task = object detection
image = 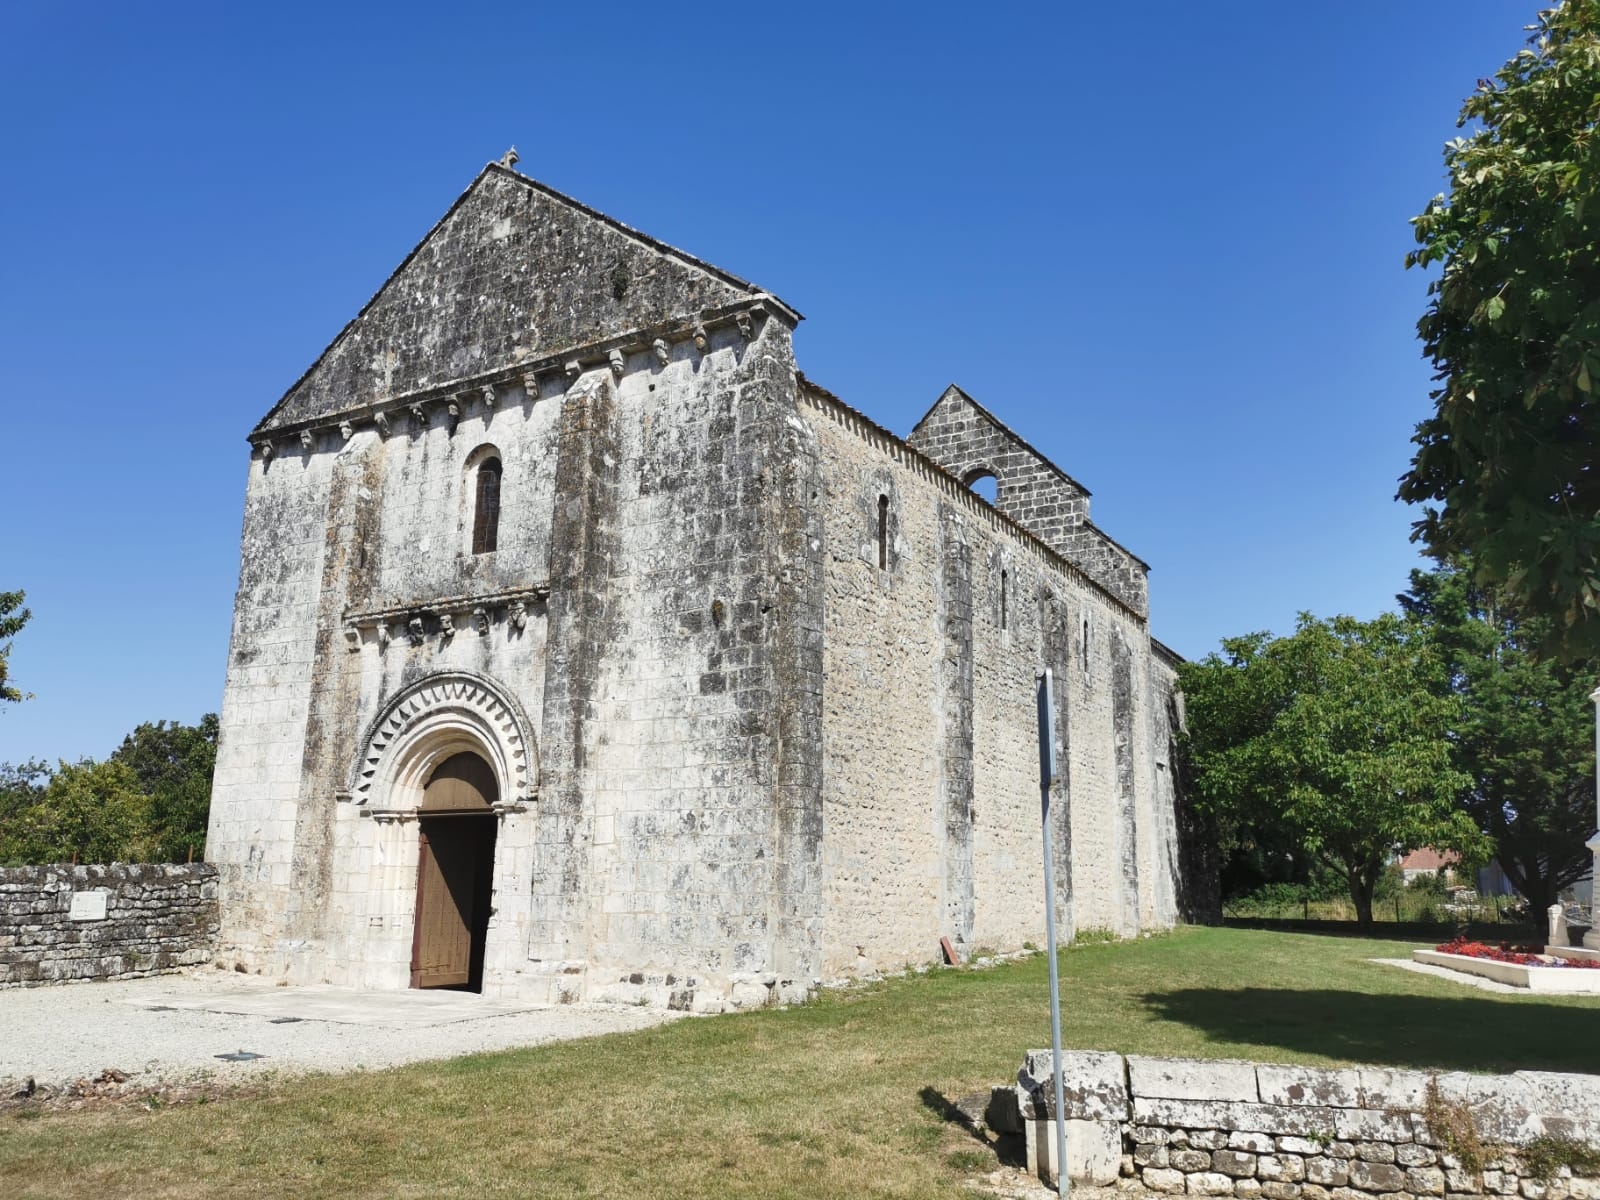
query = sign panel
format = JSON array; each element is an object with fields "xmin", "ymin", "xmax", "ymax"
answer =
[{"xmin": 68, "ymin": 890, "xmax": 109, "ymax": 921}]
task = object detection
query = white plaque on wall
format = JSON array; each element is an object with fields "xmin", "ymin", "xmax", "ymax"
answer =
[{"xmin": 68, "ymin": 890, "xmax": 109, "ymax": 921}]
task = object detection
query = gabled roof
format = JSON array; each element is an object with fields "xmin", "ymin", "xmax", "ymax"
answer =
[{"xmin": 256, "ymin": 162, "xmax": 798, "ymax": 433}]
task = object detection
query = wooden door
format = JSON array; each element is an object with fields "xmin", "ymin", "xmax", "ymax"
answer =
[
  {"xmin": 410, "ymin": 754, "xmax": 498, "ymax": 990},
  {"xmin": 411, "ymin": 823, "xmax": 474, "ymax": 988}
]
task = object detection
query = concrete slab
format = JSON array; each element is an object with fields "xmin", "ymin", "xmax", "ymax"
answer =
[{"xmin": 124, "ymin": 982, "xmax": 544, "ymax": 1028}]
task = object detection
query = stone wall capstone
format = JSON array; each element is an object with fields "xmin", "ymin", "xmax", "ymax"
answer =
[{"xmin": 0, "ymin": 863, "xmax": 218, "ymax": 988}]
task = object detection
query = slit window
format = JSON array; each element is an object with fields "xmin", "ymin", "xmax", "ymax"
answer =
[
  {"xmin": 472, "ymin": 457, "xmax": 502, "ymax": 554},
  {"xmin": 877, "ymin": 494, "xmax": 889, "ymax": 570},
  {"xmin": 1000, "ymin": 569, "xmax": 1008, "ymax": 631}
]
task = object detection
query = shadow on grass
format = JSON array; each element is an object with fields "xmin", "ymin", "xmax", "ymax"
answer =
[
  {"xmin": 1142, "ymin": 988, "xmax": 1600, "ymax": 1074},
  {"xmin": 917, "ymin": 1086, "xmax": 1027, "ymax": 1168}
]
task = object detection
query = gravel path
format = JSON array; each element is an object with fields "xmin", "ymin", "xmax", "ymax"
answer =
[{"xmin": 0, "ymin": 970, "xmax": 686, "ymax": 1093}]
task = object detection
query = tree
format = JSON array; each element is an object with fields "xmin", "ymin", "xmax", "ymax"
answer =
[
  {"xmin": 0, "ymin": 759, "xmax": 155, "ymax": 866},
  {"xmin": 1400, "ymin": 3, "xmax": 1600, "ymax": 655},
  {"xmin": 0, "ymin": 590, "xmax": 30, "ymax": 706},
  {"xmin": 110, "ymin": 714, "xmax": 218, "ymax": 862},
  {"xmin": 1178, "ymin": 613, "xmax": 1480, "ymax": 927},
  {"xmin": 1401, "ymin": 561, "xmax": 1597, "ymax": 912}
]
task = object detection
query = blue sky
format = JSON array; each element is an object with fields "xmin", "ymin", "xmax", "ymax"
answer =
[{"xmin": 0, "ymin": 1, "xmax": 1533, "ymax": 764}]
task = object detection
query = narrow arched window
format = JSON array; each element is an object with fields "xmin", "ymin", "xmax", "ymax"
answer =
[
  {"xmin": 1000, "ymin": 569, "xmax": 1008, "ymax": 631},
  {"xmin": 877, "ymin": 494, "xmax": 889, "ymax": 570},
  {"xmin": 472, "ymin": 457, "xmax": 501, "ymax": 553}
]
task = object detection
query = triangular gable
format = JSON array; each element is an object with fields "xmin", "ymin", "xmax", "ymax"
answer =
[
  {"xmin": 908, "ymin": 384, "xmax": 1092, "ymax": 500},
  {"xmin": 256, "ymin": 164, "xmax": 782, "ymax": 432}
]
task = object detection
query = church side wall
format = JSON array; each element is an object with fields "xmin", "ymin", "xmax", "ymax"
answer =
[{"xmin": 804, "ymin": 388, "xmax": 1171, "ymax": 978}]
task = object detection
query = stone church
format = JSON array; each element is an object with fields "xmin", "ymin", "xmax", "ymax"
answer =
[{"xmin": 208, "ymin": 155, "xmax": 1196, "ymax": 1009}]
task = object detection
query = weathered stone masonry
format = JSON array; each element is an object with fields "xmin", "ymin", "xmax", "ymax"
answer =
[
  {"xmin": 1003, "ymin": 1051, "xmax": 1600, "ymax": 1197},
  {"xmin": 207, "ymin": 158, "xmax": 1201, "ymax": 1007},
  {"xmin": 0, "ymin": 864, "xmax": 217, "ymax": 988}
]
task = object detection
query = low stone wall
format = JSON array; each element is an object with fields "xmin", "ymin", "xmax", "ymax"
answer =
[
  {"xmin": 998, "ymin": 1051, "xmax": 1600, "ymax": 1197},
  {"xmin": 0, "ymin": 864, "xmax": 218, "ymax": 987}
]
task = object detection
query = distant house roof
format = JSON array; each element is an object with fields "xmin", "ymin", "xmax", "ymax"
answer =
[{"xmin": 1399, "ymin": 848, "xmax": 1459, "ymax": 872}]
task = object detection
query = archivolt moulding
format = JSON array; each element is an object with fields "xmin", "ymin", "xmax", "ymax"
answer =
[{"xmin": 347, "ymin": 670, "xmax": 538, "ymax": 813}]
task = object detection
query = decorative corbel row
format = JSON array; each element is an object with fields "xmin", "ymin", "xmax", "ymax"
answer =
[{"xmin": 343, "ymin": 584, "xmax": 549, "ymax": 654}]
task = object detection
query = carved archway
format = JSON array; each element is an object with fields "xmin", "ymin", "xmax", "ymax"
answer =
[{"xmin": 349, "ymin": 670, "xmax": 538, "ymax": 814}]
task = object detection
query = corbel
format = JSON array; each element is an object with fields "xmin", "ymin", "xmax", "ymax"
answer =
[
  {"xmin": 259, "ymin": 442, "xmax": 275, "ymax": 463},
  {"xmin": 564, "ymin": 360, "xmax": 582, "ymax": 381},
  {"xmin": 373, "ymin": 411, "xmax": 392, "ymax": 439},
  {"xmin": 735, "ymin": 312, "xmax": 753, "ymax": 341},
  {"xmin": 376, "ymin": 622, "xmax": 391, "ymax": 651},
  {"xmin": 652, "ymin": 337, "xmax": 671, "ymax": 367},
  {"xmin": 608, "ymin": 348, "xmax": 626, "ymax": 379},
  {"xmin": 408, "ymin": 403, "xmax": 426, "ymax": 437},
  {"xmin": 509, "ymin": 600, "xmax": 528, "ymax": 633},
  {"xmin": 446, "ymin": 401, "xmax": 460, "ymax": 436},
  {"xmin": 519, "ymin": 372, "xmax": 539, "ymax": 400},
  {"xmin": 692, "ymin": 324, "xmax": 709, "ymax": 353},
  {"xmin": 473, "ymin": 606, "xmax": 490, "ymax": 635},
  {"xmin": 439, "ymin": 613, "xmax": 456, "ymax": 640},
  {"xmin": 478, "ymin": 383, "xmax": 497, "ymax": 410},
  {"xmin": 300, "ymin": 430, "xmax": 315, "ymax": 453},
  {"xmin": 407, "ymin": 616, "xmax": 425, "ymax": 646},
  {"xmin": 343, "ymin": 625, "xmax": 360, "ymax": 652},
  {"xmin": 339, "ymin": 420, "xmax": 354, "ymax": 442}
]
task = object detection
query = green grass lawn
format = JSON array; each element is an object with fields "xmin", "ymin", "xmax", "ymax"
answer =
[{"xmin": 4, "ymin": 926, "xmax": 1598, "ymax": 1199}]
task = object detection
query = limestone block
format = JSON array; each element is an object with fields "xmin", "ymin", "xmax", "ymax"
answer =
[
  {"xmin": 1444, "ymin": 1166, "xmax": 1484, "ymax": 1193},
  {"xmin": 1348, "ymin": 1160, "xmax": 1404, "ymax": 1192},
  {"xmin": 1408, "ymin": 1167, "xmax": 1448, "ymax": 1195},
  {"xmin": 1191, "ymin": 1131, "xmax": 1231, "ymax": 1151},
  {"xmin": 1299, "ymin": 1186, "xmax": 1330, "ymax": 1200},
  {"xmin": 1398, "ymin": 1144, "xmax": 1440, "ymax": 1168},
  {"xmin": 1259, "ymin": 1185, "xmax": 1302, "ymax": 1200},
  {"xmin": 1022, "ymin": 1049, "xmax": 1130, "ymax": 1120},
  {"xmin": 1515, "ymin": 1073, "xmax": 1600, "ymax": 1131},
  {"xmin": 1355, "ymin": 1143, "xmax": 1397, "ymax": 1164},
  {"xmin": 1135, "ymin": 1126, "xmax": 1173, "ymax": 1145},
  {"xmin": 1231, "ymin": 1133, "xmax": 1278, "ymax": 1153},
  {"xmin": 1258, "ymin": 1155, "xmax": 1306, "ymax": 1183},
  {"xmin": 1130, "ymin": 1056, "xmax": 1261, "ymax": 1103},
  {"xmin": 1257, "ymin": 1067, "xmax": 1363, "ymax": 1109},
  {"xmin": 1024, "ymin": 1118, "xmax": 1122, "ymax": 1187},
  {"xmin": 1279, "ymin": 1139, "xmax": 1326, "ymax": 1156},
  {"xmin": 1235, "ymin": 1180, "xmax": 1263, "ymax": 1199},
  {"xmin": 1356, "ymin": 1068, "xmax": 1434, "ymax": 1111},
  {"xmin": 1136, "ymin": 1143, "xmax": 1171, "ymax": 1168},
  {"xmin": 1173, "ymin": 1150, "xmax": 1215, "ymax": 1172},
  {"xmin": 1334, "ymin": 1109, "xmax": 1415, "ymax": 1143},
  {"xmin": 1133, "ymin": 1099, "xmax": 1339, "ymax": 1137},
  {"xmin": 1144, "ymin": 1168, "xmax": 1187, "ymax": 1193},
  {"xmin": 1214, "ymin": 1150, "xmax": 1258, "ymax": 1178},
  {"xmin": 1188, "ymin": 1172, "xmax": 1238, "ymax": 1195},
  {"xmin": 1306, "ymin": 1158, "xmax": 1350, "ymax": 1187}
]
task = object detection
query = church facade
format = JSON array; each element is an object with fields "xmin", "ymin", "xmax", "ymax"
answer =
[{"xmin": 208, "ymin": 158, "xmax": 1197, "ymax": 1008}]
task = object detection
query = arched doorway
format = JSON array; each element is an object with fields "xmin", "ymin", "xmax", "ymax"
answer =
[{"xmin": 410, "ymin": 752, "xmax": 498, "ymax": 992}]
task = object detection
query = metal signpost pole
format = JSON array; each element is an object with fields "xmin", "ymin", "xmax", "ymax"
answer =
[{"xmin": 1036, "ymin": 669, "xmax": 1069, "ymax": 1195}]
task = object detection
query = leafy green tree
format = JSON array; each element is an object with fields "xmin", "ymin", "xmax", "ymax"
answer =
[
  {"xmin": 1401, "ymin": 562, "xmax": 1597, "ymax": 912},
  {"xmin": 0, "ymin": 590, "xmax": 30, "ymax": 706},
  {"xmin": 0, "ymin": 759, "xmax": 155, "ymax": 866},
  {"xmin": 110, "ymin": 714, "xmax": 217, "ymax": 862},
  {"xmin": 1179, "ymin": 613, "xmax": 1480, "ymax": 927},
  {"xmin": 1400, "ymin": 3, "xmax": 1600, "ymax": 654}
]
